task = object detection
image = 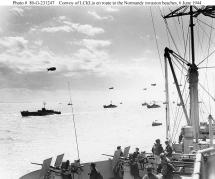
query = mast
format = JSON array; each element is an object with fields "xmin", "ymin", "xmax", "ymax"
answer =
[
  {"xmin": 189, "ymin": 6, "xmax": 199, "ymax": 142},
  {"xmin": 68, "ymin": 82, "xmax": 73, "ymax": 105},
  {"xmin": 164, "ymin": 57, "xmax": 170, "ymax": 140},
  {"xmin": 190, "ymin": 6, "xmax": 195, "ymax": 65},
  {"xmin": 164, "ymin": 6, "xmax": 200, "ymax": 142}
]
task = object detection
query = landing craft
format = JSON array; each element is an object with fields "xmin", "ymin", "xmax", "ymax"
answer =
[
  {"xmin": 152, "ymin": 120, "xmax": 162, "ymax": 126},
  {"xmin": 142, "ymin": 102, "xmax": 148, "ymax": 106},
  {"xmin": 147, "ymin": 103, "xmax": 160, "ymax": 108},
  {"xmin": 47, "ymin": 67, "xmax": 56, "ymax": 71}
]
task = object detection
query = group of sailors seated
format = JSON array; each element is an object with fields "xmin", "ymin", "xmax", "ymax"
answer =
[{"xmin": 112, "ymin": 139, "xmax": 195, "ymax": 179}]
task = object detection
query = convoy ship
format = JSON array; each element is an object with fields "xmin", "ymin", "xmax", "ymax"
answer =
[
  {"xmin": 21, "ymin": 103, "xmax": 61, "ymax": 117},
  {"xmin": 21, "ymin": 107, "xmax": 61, "ymax": 117}
]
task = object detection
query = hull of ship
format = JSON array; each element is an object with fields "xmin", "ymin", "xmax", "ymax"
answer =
[
  {"xmin": 146, "ymin": 106, "xmax": 160, "ymax": 109},
  {"xmin": 152, "ymin": 123, "xmax": 162, "ymax": 126},
  {"xmin": 21, "ymin": 111, "xmax": 61, "ymax": 117},
  {"xmin": 103, "ymin": 106, "xmax": 117, "ymax": 108}
]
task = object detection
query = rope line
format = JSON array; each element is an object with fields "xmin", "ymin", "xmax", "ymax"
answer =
[{"xmin": 150, "ymin": 7, "xmax": 164, "ymax": 78}]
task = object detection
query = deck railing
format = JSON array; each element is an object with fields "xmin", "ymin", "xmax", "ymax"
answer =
[{"xmin": 192, "ymin": 147, "xmax": 215, "ymax": 179}]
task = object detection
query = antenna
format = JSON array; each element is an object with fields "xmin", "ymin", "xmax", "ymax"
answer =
[
  {"xmin": 71, "ymin": 104, "xmax": 80, "ymax": 160},
  {"xmin": 43, "ymin": 102, "xmax": 46, "ymax": 108}
]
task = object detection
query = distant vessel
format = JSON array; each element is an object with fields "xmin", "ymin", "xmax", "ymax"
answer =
[
  {"xmin": 47, "ymin": 67, "xmax": 56, "ymax": 71},
  {"xmin": 103, "ymin": 101, "xmax": 117, "ymax": 108},
  {"xmin": 152, "ymin": 120, "xmax": 162, "ymax": 126},
  {"xmin": 67, "ymin": 82, "xmax": 73, "ymax": 106},
  {"xmin": 142, "ymin": 102, "xmax": 148, "ymax": 106},
  {"xmin": 103, "ymin": 103, "xmax": 117, "ymax": 108},
  {"xmin": 147, "ymin": 103, "xmax": 160, "ymax": 108},
  {"xmin": 21, "ymin": 108, "xmax": 61, "ymax": 117},
  {"xmin": 21, "ymin": 103, "xmax": 61, "ymax": 117}
]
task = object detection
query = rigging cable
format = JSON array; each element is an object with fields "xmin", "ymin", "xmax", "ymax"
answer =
[
  {"xmin": 180, "ymin": 16, "xmax": 186, "ymax": 54},
  {"xmin": 180, "ymin": 16, "xmax": 190, "ymax": 61},
  {"xmin": 205, "ymin": 18, "xmax": 213, "ymax": 113},
  {"xmin": 199, "ymin": 102, "xmax": 204, "ymax": 122},
  {"xmin": 197, "ymin": 20, "xmax": 215, "ymax": 66},
  {"xmin": 199, "ymin": 95, "xmax": 210, "ymax": 117},
  {"xmin": 171, "ymin": 83, "xmax": 188, "ymax": 141},
  {"xmin": 197, "ymin": 18, "xmax": 215, "ymax": 30},
  {"xmin": 199, "ymin": 66, "xmax": 215, "ymax": 69},
  {"xmin": 170, "ymin": 8, "xmax": 183, "ymax": 56},
  {"xmin": 188, "ymin": 23, "xmax": 191, "ymax": 64},
  {"xmin": 196, "ymin": 19, "xmax": 212, "ymax": 44},
  {"xmin": 171, "ymin": 93, "xmax": 189, "ymax": 142},
  {"xmin": 159, "ymin": 7, "xmax": 171, "ymax": 47},
  {"xmin": 164, "ymin": 18, "xmax": 181, "ymax": 55},
  {"xmin": 172, "ymin": 93, "xmax": 190, "ymax": 142},
  {"xmin": 199, "ymin": 82, "xmax": 215, "ymax": 102},
  {"xmin": 172, "ymin": 55, "xmax": 187, "ymax": 73},
  {"xmin": 198, "ymin": 94, "xmax": 208, "ymax": 123},
  {"xmin": 197, "ymin": 48, "xmax": 215, "ymax": 66},
  {"xmin": 178, "ymin": 16, "xmax": 186, "ymax": 87},
  {"xmin": 196, "ymin": 20, "xmax": 204, "ymax": 60},
  {"xmin": 150, "ymin": 7, "xmax": 164, "ymax": 77}
]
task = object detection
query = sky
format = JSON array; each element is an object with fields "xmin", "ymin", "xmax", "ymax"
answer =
[
  {"xmin": 0, "ymin": 6, "xmax": 215, "ymax": 106},
  {"xmin": 0, "ymin": 6, "xmax": 169, "ymax": 102}
]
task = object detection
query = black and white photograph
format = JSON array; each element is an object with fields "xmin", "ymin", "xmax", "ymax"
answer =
[{"xmin": 1, "ymin": 1, "xmax": 215, "ymax": 179}]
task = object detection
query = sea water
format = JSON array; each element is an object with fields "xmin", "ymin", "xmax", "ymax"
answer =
[{"xmin": 0, "ymin": 101, "xmax": 166, "ymax": 179}]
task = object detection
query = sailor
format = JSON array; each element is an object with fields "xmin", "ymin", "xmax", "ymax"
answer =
[
  {"xmin": 160, "ymin": 153, "xmax": 175, "ymax": 179},
  {"xmin": 113, "ymin": 146, "xmax": 123, "ymax": 179},
  {"xmin": 61, "ymin": 160, "xmax": 70, "ymax": 171},
  {"xmin": 133, "ymin": 147, "xmax": 140, "ymax": 159},
  {"xmin": 138, "ymin": 151, "xmax": 147, "ymax": 169},
  {"xmin": 142, "ymin": 166, "xmax": 158, "ymax": 179},
  {"xmin": 89, "ymin": 163, "xmax": 103, "ymax": 179},
  {"xmin": 130, "ymin": 158, "xmax": 140, "ymax": 179},
  {"xmin": 178, "ymin": 129, "xmax": 183, "ymax": 144},
  {"xmin": 164, "ymin": 141, "xmax": 173, "ymax": 158},
  {"xmin": 70, "ymin": 159, "xmax": 83, "ymax": 174},
  {"xmin": 61, "ymin": 160, "xmax": 71, "ymax": 179},
  {"xmin": 152, "ymin": 139, "xmax": 164, "ymax": 172},
  {"xmin": 113, "ymin": 146, "xmax": 123, "ymax": 161}
]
